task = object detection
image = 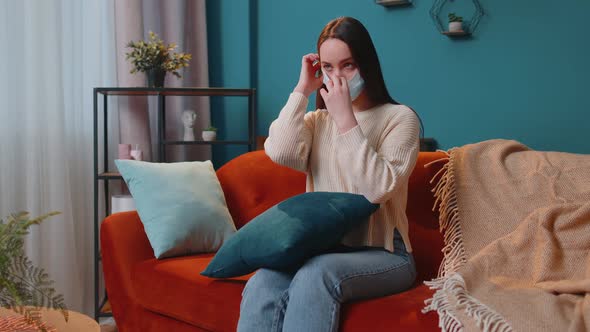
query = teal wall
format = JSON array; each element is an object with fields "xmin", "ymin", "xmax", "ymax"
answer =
[
  {"xmin": 206, "ymin": 0, "xmax": 253, "ymax": 167},
  {"xmin": 208, "ymin": 0, "xmax": 590, "ymax": 166}
]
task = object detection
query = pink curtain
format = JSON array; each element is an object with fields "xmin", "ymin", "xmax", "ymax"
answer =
[{"xmin": 114, "ymin": 0, "xmax": 210, "ymax": 162}]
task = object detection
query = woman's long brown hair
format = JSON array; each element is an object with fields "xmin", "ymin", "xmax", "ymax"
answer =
[{"xmin": 315, "ymin": 17, "xmax": 423, "ymax": 137}]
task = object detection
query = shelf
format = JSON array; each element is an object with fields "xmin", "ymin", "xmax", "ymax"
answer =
[
  {"xmin": 442, "ymin": 31, "xmax": 471, "ymax": 37},
  {"xmin": 95, "ymin": 87, "xmax": 254, "ymax": 97},
  {"xmin": 98, "ymin": 172, "xmax": 122, "ymax": 180},
  {"xmin": 94, "ymin": 86, "xmax": 256, "ymax": 320},
  {"xmin": 96, "ymin": 90, "xmax": 159, "ymax": 96},
  {"xmin": 376, "ymin": 0, "xmax": 411, "ymax": 6},
  {"xmin": 162, "ymin": 89, "xmax": 252, "ymax": 96},
  {"xmin": 163, "ymin": 140, "xmax": 251, "ymax": 145}
]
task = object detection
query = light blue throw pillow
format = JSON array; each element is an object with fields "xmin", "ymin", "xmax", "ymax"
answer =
[{"xmin": 115, "ymin": 159, "xmax": 236, "ymax": 259}]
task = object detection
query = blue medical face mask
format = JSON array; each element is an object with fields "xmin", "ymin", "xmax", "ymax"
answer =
[{"xmin": 322, "ymin": 70, "xmax": 365, "ymax": 101}]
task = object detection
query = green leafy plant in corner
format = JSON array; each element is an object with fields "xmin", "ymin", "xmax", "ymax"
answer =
[
  {"xmin": 204, "ymin": 126, "xmax": 217, "ymax": 132},
  {"xmin": 125, "ymin": 31, "xmax": 192, "ymax": 78},
  {"xmin": 448, "ymin": 12, "xmax": 463, "ymax": 23},
  {"xmin": 0, "ymin": 211, "xmax": 68, "ymax": 330}
]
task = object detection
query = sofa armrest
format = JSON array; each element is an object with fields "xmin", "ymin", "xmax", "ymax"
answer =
[
  {"xmin": 100, "ymin": 211, "xmax": 154, "ymax": 327},
  {"xmin": 408, "ymin": 152, "xmax": 448, "ymax": 229},
  {"xmin": 407, "ymin": 152, "xmax": 448, "ymax": 282}
]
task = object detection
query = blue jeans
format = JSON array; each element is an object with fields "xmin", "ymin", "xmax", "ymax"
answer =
[{"xmin": 237, "ymin": 230, "xmax": 416, "ymax": 332}]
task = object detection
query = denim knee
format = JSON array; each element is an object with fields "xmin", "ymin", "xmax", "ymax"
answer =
[
  {"xmin": 289, "ymin": 256, "xmax": 342, "ymax": 301},
  {"xmin": 243, "ymin": 268, "xmax": 284, "ymax": 297},
  {"xmin": 239, "ymin": 269, "xmax": 293, "ymax": 332}
]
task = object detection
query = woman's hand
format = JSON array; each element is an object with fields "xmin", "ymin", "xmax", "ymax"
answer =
[
  {"xmin": 293, "ymin": 54, "xmax": 324, "ymax": 98},
  {"xmin": 320, "ymin": 76, "xmax": 358, "ymax": 134}
]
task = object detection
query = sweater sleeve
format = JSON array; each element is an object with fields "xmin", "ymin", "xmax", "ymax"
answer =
[
  {"xmin": 334, "ymin": 108, "xmax": 420, "ymax": 204},
  {"xmin": 264, "ymin": 92, "xmax": 314, "ymax": 172}
]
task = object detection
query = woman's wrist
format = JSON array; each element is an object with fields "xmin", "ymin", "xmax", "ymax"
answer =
[
  {"xmin": 337, "ymin": 115, "xmax": 358, "ymax": 134},
  {"xmin": 293, "ymin": 84, "xmax": 311, "ymax": 98}
]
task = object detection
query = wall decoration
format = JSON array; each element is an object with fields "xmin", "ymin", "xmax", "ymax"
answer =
[
  {"xmin": 448, "ymin": 12, "xmax": 464, "ymax": 32},
  {"xmin": 376, "ymin": 0, "xmax": 413, "ymax": 7},
  {"xmin": 430, "ymin": 0, "xmax": 484, "ymax": 37},
  {"xmin": 181, "ymin": 109, "xmax": 197, "ymax": 141}
]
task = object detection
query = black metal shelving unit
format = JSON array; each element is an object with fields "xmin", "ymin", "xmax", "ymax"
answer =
[{"xmin": 92, "ymin": 87, "xmax": 257, "ymax": 321}]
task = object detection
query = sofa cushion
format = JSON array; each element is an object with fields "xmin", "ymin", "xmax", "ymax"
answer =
[
  {"xmin": 132, "ymin": 254, "xmax": 249, "ymax": 332},
  {"xmin": 201, "ymin": 192, "xmax": 379, "ymax": 278},
  {"xmin": 115, "ymin": 159, "xmax": 236, "ymax": 259},
  {"xmin": 132, "ymin": 254, "xmax": 438, "ymax": 331},
  {"xmin": 341, "ymin": 283, "xmax": 440, "ymax": 331}
]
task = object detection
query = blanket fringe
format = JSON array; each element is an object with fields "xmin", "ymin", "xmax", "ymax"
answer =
[
  {"xmin": 423, "ymin": 273, "xmax": 513, "ymax": 332},
  {"xmin": 427, "ymin": 148, "xmax": 467, "ymax": 278},
  {"xmin": 422, "ymin": 275, "xmax": 464, "ymax": 332},
  {"xmin": 422, "ymin": 149, "xmax": 512, "ymax": 332}
]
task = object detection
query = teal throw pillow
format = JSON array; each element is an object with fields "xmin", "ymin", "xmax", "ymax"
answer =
[
  {"xmin": 115, "ymin": 159, "xmax": 236, "ymax": 259},
  {"xmin": 201, "ymin": 192, "xmax": 379, "ymax": 278}
]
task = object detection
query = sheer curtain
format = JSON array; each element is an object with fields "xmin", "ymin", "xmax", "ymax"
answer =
[
  {"xmin": 0, "ymin": 0, "xmax": 116, "ymax": 315},
  {"xmin": 0, "ymin": 0, "xmax": 210, "ymax": 318}
]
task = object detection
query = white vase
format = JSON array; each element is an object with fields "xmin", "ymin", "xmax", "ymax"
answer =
[
  {"xmin": 449, "ymin": 22, "xmax": 463, "ymax": 32},
  {"xmin": 202, "ymin": 131, "xmax": 217, "ymax": 141}
]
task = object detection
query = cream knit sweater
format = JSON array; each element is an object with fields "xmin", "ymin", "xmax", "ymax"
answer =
[{"xmin": 264, "ymin": 92, "xmax": 420, "ymax": 253}]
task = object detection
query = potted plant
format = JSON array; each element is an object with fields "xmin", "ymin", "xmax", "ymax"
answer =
[
  {"xmin": 448, "ymin": 13, "xmax": 464, "ymax": 32},
  {"xmin": 125, "ymin": 31, "xmax": 192, "ymax": 88},
  {"xmin": 0, "ymin": 211, "xmax": 68, "ymax": 330},
  {"xmin": 202, "ymin": 126, "xmax": 217, "ymax": 141}
]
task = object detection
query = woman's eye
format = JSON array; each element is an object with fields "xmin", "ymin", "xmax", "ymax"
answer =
[{"xmin": 344, "ymin": 63, "xmax": 355, "ymax": 69}]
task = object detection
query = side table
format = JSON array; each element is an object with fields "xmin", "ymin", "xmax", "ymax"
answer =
[{"xmin": 0, "ymin": 307, "xmax": 99, "ymax": 332}]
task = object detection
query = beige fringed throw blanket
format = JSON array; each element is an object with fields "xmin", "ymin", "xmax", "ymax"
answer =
[{"xmin": 422, "ymin": 139, "xmax": 590, "ymax": 332}]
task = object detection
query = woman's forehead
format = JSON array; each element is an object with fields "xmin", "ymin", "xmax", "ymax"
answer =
[{"xmin": 319, "ymin": 38, "xmax": 352, "ymax": 63}]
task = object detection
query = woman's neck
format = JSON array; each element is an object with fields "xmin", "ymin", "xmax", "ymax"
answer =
[{"xmin": 352, "ymin": 90, "xmax": 378, "ymax": 112}]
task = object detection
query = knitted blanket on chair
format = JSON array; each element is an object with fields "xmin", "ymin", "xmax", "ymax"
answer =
[{"xmin": 422, "ymin": 139, "xmax": 590, "ymax": 332}]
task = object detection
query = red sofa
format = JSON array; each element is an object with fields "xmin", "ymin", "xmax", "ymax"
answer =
[{"xmin": 101, "ymin": 150, "xmax": 447, "ymax": 331}]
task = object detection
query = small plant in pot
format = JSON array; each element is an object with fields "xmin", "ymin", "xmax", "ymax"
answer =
[
  {"xmin": 202, "ymin": 126, "xmax": 217, "ymax": 141},
  {"xmin": 125, "ymin": 31, "xmax": 192, "ymax": 88},
  {"xmin": 448, "ymin": 13, "xmax": 464, "ymax": 32}
]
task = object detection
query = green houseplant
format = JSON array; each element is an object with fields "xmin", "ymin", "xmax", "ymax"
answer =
[
  {"xmin": 448, "ymin": 13, "xmax": 464, "ymax": 32},
  {"xmin": 125, "ymin": 31, "xmax": 192, "ymax": 88},
  {"xmin": 202, "ymin": 126, "xmax": 217, "ymax": 141},
  {"xmin": 0, "ymin": 211, "xmax": 68, "ymax": 330}
]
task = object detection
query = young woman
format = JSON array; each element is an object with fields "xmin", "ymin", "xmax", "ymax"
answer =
[{"xmin": 238, "ymin": 17, "xmax": 421, "ymax": 332}]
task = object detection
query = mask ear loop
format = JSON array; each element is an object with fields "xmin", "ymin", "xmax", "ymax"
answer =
[{"xmin": 313, "ymin": 59, "xmax": 323, "ymax": 79}]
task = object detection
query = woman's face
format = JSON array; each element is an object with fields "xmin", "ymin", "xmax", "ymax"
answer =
[{"xmin": 319, "ymin": 38, "xmax": 359, "ymax": 82}]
